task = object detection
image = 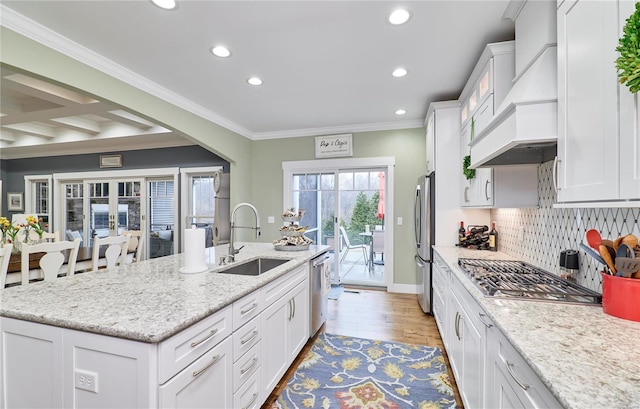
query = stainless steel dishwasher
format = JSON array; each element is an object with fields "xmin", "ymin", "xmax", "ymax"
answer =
[{"xmin": 309, "ymin": 252, "xmax": 331, "ymax": 337}]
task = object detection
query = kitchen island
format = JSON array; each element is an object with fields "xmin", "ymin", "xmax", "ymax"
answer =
[
  {"xmin": 0, "ymin": 242, "xmax": 329, "ymax": 408},
  {"xmin": 434, "ymin": 246, "xmax": 640, "ymax": 409}
]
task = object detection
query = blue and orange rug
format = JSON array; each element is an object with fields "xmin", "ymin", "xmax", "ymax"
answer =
[{"xmin": 274, "ymin": 332, "xmax": 457, "ymax": 409}]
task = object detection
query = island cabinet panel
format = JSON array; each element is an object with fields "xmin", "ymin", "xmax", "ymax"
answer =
[
  {"xmin": 159, "ymin": 336, "xmax": 233, "ymax": 409},
  {"xmin": 1, "ymin": 317, "xmax": 64, "ymax": 409},
  {"xmin": 234, "ymin": 370, "xmax": 261, "ymax": 409},
  {"xmin": 63, "ymin": 329, "xmax": 153, "ymax": 409},
  {"xmin": 286, "ymin": 279, "xmax": 310, "ymax": 362}
]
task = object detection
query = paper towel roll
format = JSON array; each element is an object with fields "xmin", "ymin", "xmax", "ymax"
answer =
[{"xmin": 180, "ymin": 228, "xmax": 209, "ymax": 274}]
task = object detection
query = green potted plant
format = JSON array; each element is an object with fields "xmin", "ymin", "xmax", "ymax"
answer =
[{"xmin": 616, "ymin": 2, "xmax": 640, "ymax": 93}]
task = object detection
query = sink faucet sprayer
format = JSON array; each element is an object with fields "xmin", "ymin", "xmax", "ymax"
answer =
[{"xmin": 227, "ymin": 202, "xmax": 261, "ymax": 262}]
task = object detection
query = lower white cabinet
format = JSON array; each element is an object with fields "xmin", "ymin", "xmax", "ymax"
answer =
[
  {"xmin": 432, "ymin": 253, "xmax": 450, "ymax": 349},
  {"xmin": 262, "ymin": 276, "xmax": 309, "ymax": 396},
  {"xmin": 159, "ymin": 337, "xmax": 233, "ymax": 409}
]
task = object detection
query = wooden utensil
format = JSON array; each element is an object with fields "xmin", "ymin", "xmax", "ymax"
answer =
[
  {"xmin": 614, "ymin": 236, "xmax": 624, "ymax": 251},
  {"xmin": 586, "ymin": 229, "xmax": 603, "ymax": 250},
  {"xmin": 599, "ymin": 244, "xmax": 616, "ymax": 274},
  {"xmin": 621, "ymin": 234, "xmax": 639, "ymax": 249},
  {"xmin": 602, "ymin": 239, "xmax": 615, "ymax": 248}
]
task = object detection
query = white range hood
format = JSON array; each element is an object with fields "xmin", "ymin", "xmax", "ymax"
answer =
[{"xmin": 469, "ymin": 0, "xmax": 557, "ymax": 168}]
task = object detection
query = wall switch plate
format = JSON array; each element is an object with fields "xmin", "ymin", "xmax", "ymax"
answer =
[
  {"xmin": 397, "ymin": 217, "xmax": 403, "ymax": 225},
  {"xmin": 75, "ymin": 369, "xmax": 99, "ymax": 393},
  {"xmin": 519, "ymin": 226, "xmax": 525, "ymax": 242},
  {"xmin": 267, "ymin": 216, "xmax": 275, "ymax": 224}
]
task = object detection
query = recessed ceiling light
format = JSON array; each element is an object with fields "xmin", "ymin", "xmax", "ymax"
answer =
[
  {"xmin": 392, "ymin": 68, "xmax": 408, "ymax": 77},
  {"xmin": 395, "ymin": 109, "xmax": 407, "ymax": 115},
  {"xmin": 151, "ymin": 0, "xmax": 177, "ymax": 10},
  {"xmin": 211, "ymin": 46, "xmax": 231, "ymax": 58},
  {"xmin": 388, "ymin": 9, "xmax": 411, "ymax": 25},
  {"xmin": 247, "ymin": 77, "xmax": 263, "ymax": 86}
]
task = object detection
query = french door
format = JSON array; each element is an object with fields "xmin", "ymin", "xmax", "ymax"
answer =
[{"xmin": 63, "ymin": 178, "xmax": 144, "ymax": 249}]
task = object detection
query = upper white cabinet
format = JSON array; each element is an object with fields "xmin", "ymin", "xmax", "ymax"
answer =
[
  {"xmin": 426, "ymin": 112, "xmax": 435, "ymax": 174},
  {"xmin": 556, "ymin": 0, "xmax": 640, "ymax": 205}
]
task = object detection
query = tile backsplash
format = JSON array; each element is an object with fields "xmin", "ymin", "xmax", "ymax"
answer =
[{"xmin": 490, "ymin": 161, "xmax": 640, "ymax": 293}]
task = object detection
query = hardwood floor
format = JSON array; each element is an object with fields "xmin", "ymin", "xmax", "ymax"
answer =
[{"xmin": 262, "ymin": 288, "xmax": 464, "ymax": 408}]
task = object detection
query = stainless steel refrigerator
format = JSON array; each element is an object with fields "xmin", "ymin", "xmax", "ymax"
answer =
[{"xmin": 414, "ymin": 172, "xmax": 435, "ymax": 314}]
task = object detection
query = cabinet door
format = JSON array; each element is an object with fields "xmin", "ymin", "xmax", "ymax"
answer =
[
  {"xmin": 619, "ymin": 1, "xmax": 640, "ymax": 200},
  {"xmin": 557, "ymin": 0, "xmax": 619, "ymax": 202},
  {"xmin": 1, "ymin": 318, "xmax": 64, "ymax": 409},
  {"xmin": 261, "ymin": 294, "xmax": 290, "ymax": 395},
  {"xmin": 426, "ymin": 113, "xmax": 435, "ymax": 174},
  {"xmin": 287, "ymin": 280, "xmax": 310, "ymax": 361},
  {"xmin": 160, "ymin": 337, "xmax": 233, "ymax": 409},
  {"xmin": 471, "ymin": 168, "xmax": 493, "ymax": 207}
]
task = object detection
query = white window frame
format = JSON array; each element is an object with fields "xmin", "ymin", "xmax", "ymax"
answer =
[
  {"xmin": 282, "ymin": 157, "xmax": 395, "ymax": 290},
  {"xmin": 24, "ymin": 174, "xmax": 53, "ymax": 231}
]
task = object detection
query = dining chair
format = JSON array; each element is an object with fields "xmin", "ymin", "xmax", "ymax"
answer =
[
  {"xmin": 339, "ymin": 226, "xmax": 368, "ymax": 263},
  {"xmin": 40, "ymin": 231, "xmax": 60, "ymax": 242},
  {"xmin": 20, "ymin": 239, "xmax": 81, "ymax": 285},
  {"xmin": 91, "ymin": 234, "xmax": 131, "ymax": 272},
  {"xmin": 0, "ymin": 243, "xmax": 14, "ymax": 288},
  {"xmin": 121, "ymin": 230, "xmax": 144, "ymax": 263}
]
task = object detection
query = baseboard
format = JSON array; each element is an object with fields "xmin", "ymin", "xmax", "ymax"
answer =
[{"xmin": 386, "ymin": 283, "xmax": 419, "ymax": 294}]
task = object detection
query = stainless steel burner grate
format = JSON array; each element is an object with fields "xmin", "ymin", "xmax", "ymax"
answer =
[{"xmin": 457, "ymin": 258, "xmax": 602, "ymax": 304}]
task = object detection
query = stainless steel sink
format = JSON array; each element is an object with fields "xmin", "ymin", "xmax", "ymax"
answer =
[{"xmin": 218, "ymin": 258, "xmax": 289, "ymax": 276}]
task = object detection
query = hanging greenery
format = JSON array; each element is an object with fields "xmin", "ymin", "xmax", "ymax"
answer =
[
  {"xmin": 616, "ymin": 2, "xmax": 640, "ymax": 93},
  {"xmin": 463, "ymin": 155, "xmax": 475, "ymax": 180}
]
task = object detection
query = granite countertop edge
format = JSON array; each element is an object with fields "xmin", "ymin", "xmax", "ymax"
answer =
[
  {"xmin": 433, "ymin": 245, "xmax": 640, "ymax": 409},
  {"xmin": 0, "ymin": 242, "xmax": 330, "ymax": 344}
]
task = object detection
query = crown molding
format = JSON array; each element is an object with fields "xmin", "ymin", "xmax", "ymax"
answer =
[
  {"xmin": 252, "ymin": 119, "xmax": 424, "ymax": 140},
  {"xmin": 0, "ymin": 5, "xmax": 253, "ymax": 139}
]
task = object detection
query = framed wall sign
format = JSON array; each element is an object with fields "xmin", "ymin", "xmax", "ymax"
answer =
[
  {"xmin": 315, "ymin": 134, "xmax": 353, "ymax": 159},
  {"xmin": 7, "ymin": 192, "xmax": 24, "ymax": 211},
  {"xmin": 100, "ymin": 154, "xmax": 122, "ymax": 168}
]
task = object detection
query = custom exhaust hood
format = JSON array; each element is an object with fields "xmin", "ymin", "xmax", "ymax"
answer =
[{"xmin": 469, "ymin": 0, "xmax": 557, "ymax": 168}]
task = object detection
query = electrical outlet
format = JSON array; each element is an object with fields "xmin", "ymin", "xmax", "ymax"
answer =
[
  {"xmin": 75, "ymin": 370, "xmax": 99, "ymax": 393},
  {"xmin": 397, "ymin": 217, "xmax": 403, "ymax": 225},
  {"xmin": 518, "ymin": 226, "xmax": 525, "ymax": 242},
  {"xmin": 267, "ymin": 216, "xmax": 275, "ymax": 224}
]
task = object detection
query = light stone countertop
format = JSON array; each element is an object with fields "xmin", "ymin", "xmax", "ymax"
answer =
[
  {"xmin": 433, "ymin": 245, "xmax": 640, "ymax": 409},
  {"xmin": 0, "ymin": 242, "xmax": 330, "ymax": 343}
]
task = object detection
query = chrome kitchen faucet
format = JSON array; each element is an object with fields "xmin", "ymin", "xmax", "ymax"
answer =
[{"xmin": 227, "ymin": 202, "xmax": 261, "ymax": 262}]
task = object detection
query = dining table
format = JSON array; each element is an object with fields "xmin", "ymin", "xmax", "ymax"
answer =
[
  {"xmin": 5, "ymin": 246, "xmax": 134, "ymax": 286},
  {"xmin": 358, "ymin": 231, "xmax": 374, "ymax": 271}
]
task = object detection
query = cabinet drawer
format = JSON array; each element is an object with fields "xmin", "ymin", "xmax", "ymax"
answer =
[
  {"xmin": 233, "ymin": 368, "xmax": 261, "ymax": 409},
  {"xmin": 233, "ymin": 290, "xmax": 262, "ymax": 331},
  {"xmin": 233, "ymin": 341, "xmax": 260, "ymax": 393},
  {"xmin": 233, "ymin": 315, "xmax": 261, "ymax": 363},
  {"xmin": 158, "ymin": 306, "xmax": 232, "ymax": 384},
  {"xmin": 493, "ymin": 331, "xmax": 561, "ymax": 408},
  {"xmin": 263, "ymin": 264, "xmax": 306, "ymax": 306},
  {"xmin": 159, "ymin": 336, "xmax": 233, "ymax": 408}
]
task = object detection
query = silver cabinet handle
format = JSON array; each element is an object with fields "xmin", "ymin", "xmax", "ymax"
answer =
[
  {"xmin": 241, "ymin": 303, "xmax": 258, "ymax": 315},
  {"xmin": 240, "ymin": 357, "xmax": 258, "ymax": 375},
  {"xmin": 241, "ymin": 330, "xmax": 258, "ymax": 345},
  {"xmin": 292, "ymin": 296, "xmax": 296, "ymax": 319},
  {"xmin": 478, "ymin": 313, "xmax": 493, "ymax": 328},
  {"xmin": 242, "ymin": 393, "xmax": 258, "ymax": 409},
  {"xmin": 287, "ymin": 299, "xmax": 293, "ymax": 321},
  {"xmin": 454, "ymin": 312, "xmax": 461, "ymax": 340},
  {"xmin": 190, "ymin": 329, "xmax": 218, "ymax": 348},
  {"xmin": 505, "ymin": 361, "xmax": 530, "ymax": 391},
  {"xmin": 192, "ymin": 354, "xmax": 221, "ymax": 378},
  {"xmin": 484, "ymin": 179, "xmax": 491, "ymax": 201},
  {"xmin": 464, "ymin": 186, "xmax": 470, "ymax": 202},
  {"xmin": 552, "ymin": 156, "xmax": 560, "ymax": 192}
]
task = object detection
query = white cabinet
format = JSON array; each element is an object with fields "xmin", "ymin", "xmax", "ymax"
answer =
[
  {"xmin": 0, "ymin": 317, "xmax": 64, "ymax": 409},
  {"xmin": 431, "ymin": 253, "xmax": 449, "ymax": 348},
  {"xmin": 160, "ymin": 337, "xmax": 233, "ymax": 409},
  {"xmin": 557, "ymin": 0, "xmax": 640, "ymax": 205},
  {"xmin": 426, "ymin": 113, "xmax": 435, "ymax": 173},
  {"xmin": 262, "ymin": 271, "xmax": 309, "ymax": 396},
  {"xmin": 485, "ymin": 323, "xmax": 562, "ymax": 409}
]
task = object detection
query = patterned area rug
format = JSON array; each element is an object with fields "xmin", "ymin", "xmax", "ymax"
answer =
[{"xmin": 273, "ymin": 332, "xmax": 457, "ymax": 409}]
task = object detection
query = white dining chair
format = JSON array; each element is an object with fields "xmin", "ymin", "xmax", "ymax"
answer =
[
  {"xmin": 372, "ymin": 230, "xmax": 384, "ymax": 263},
  {"xmin": 20, "ymin": 239, "xmax": 81, "ymax": 285},
  {"xmin": 339, "ymin": 226, "xmax": 368, "ymax": 263},
  {"xmin": 0, "ymin": 243, "xmax": 14, "ymax": 288},
  {"xmin": 40, "ymin": 231, "xmax": 60, "ymax": 242},
  {"xmin": 121, "ymin": 230, "xmax": 144, "ymax": 263},
  {"xmin": 91, "ymin": 234, "xmax": 131, "ymax": 272}
]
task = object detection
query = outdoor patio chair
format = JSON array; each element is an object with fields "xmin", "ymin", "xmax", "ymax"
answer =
[{"xmin": 339, "ymin": 226, "xmax": 368, "ymax": 263}]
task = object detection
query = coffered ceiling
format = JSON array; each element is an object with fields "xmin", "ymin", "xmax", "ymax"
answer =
[{"xmin": 0, "ymin": 1, "xmax": 515, "ymax": 160}]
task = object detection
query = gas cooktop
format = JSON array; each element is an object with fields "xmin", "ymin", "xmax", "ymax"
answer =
[{"xmin": 457, "ymin": 258, "xmax": 602, "ymax": 304}]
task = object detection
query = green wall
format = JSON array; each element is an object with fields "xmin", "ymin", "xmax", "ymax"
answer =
[
  {"xmin": 1, "ymin": 27, "xmax": 427, "ymax": 286},
  {"xmin": 252, "ymin": 129, "xmax": 426, "ymax": 285}
]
